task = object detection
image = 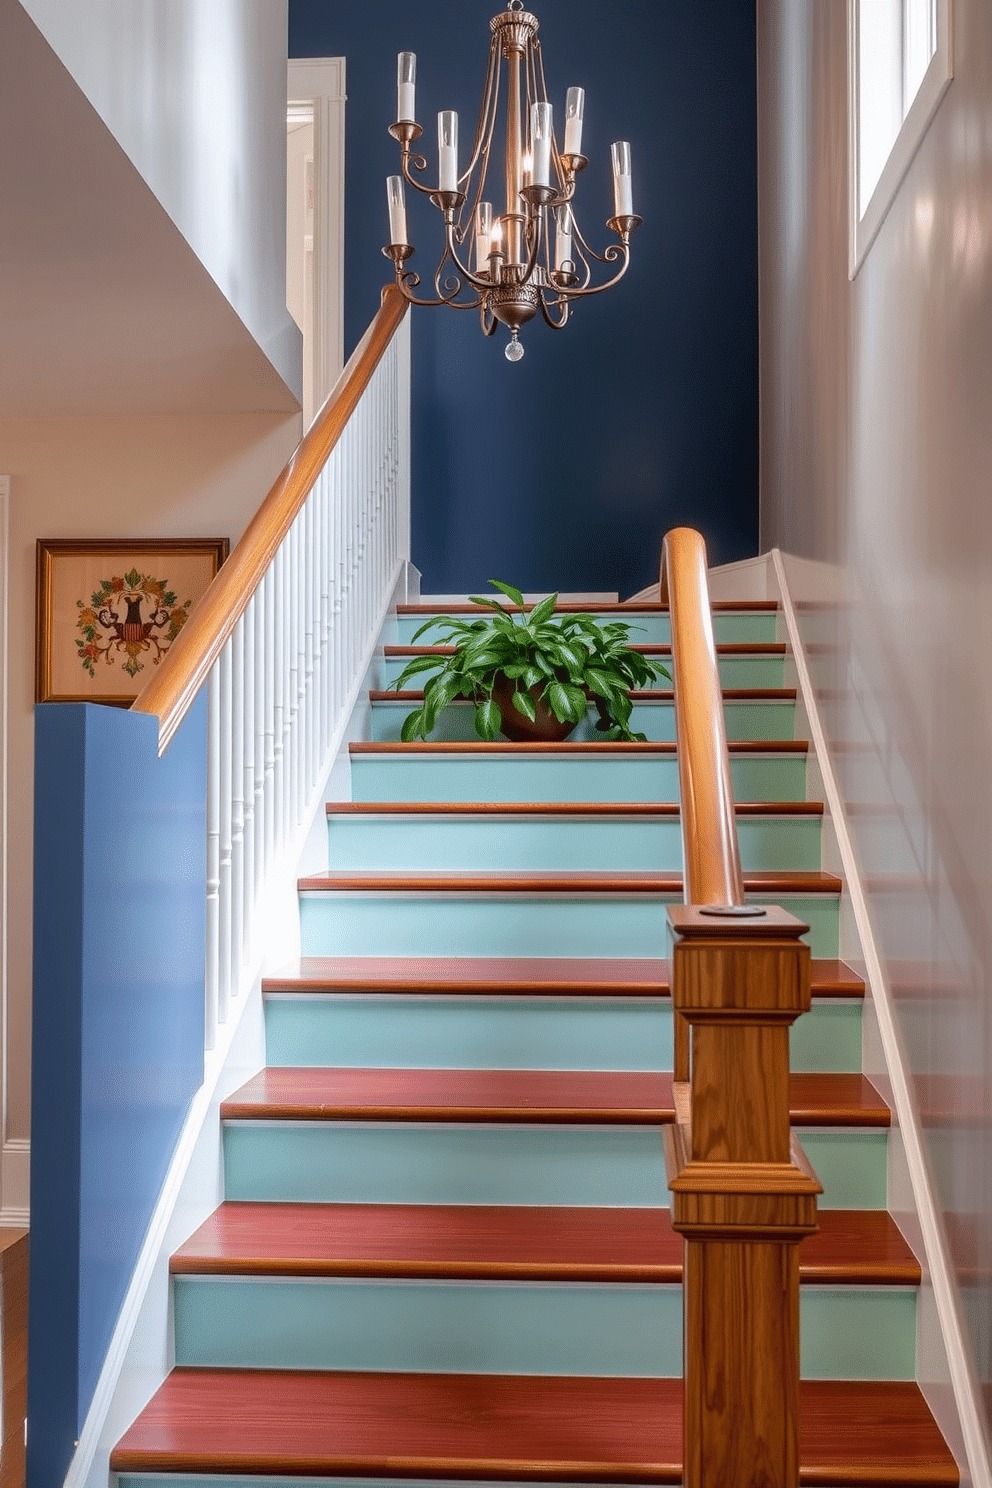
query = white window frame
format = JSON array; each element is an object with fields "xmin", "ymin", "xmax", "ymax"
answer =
[{"xmin": 848, "ymin": 0, "xmax": 953, "ymax": 277}]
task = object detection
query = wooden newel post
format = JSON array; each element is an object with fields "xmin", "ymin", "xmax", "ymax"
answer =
[{"xmin": 663, "ymin": 904, "xmax": 822, "ymax": 1488}]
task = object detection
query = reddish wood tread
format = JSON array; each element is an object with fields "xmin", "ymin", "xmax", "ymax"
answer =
[
  {"xmin": 350, "ymin": 739, "xmax": 807, "ymax": 755},
  {"xmin": 171, "ymin": 1203, "xmax": 919, "ymax": 1286},
  {"xmin": 325, "ymin": 800, "xmax": 824, "ymax": 817},
  {"xmin": 262, "ymin": 955, "xmax": 863, "ymax": 1000},
  {"xmin": 220, "ymin": 1068, "xmax": 889, "ymax": 1128},
  {"xmin": 109, "ymin": 1369, "xmax": 957, "ymax": 1483},
  {"xmin": 385, "ymin": 642, "xmax": 785, "ymax": 658},
  {"xmin": 397, "ymin": 600, "xmax": 780, "ymax": 614},
  {"xmin": 298, "ymin": 868, "xmax": 841, "ymax": 895},
  {"xmin": 371, "ymin": 687, "xmax": 798, "ymax": 703}
]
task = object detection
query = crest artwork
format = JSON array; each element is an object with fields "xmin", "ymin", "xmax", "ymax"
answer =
[{"xmin": 36, "ymin": 539, "xmax": 229, "ymax": 705}]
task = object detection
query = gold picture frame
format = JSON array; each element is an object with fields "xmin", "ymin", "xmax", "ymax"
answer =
[{"xmin": 36, "ymin": 538, "xmax": 229, "ymax": 705}]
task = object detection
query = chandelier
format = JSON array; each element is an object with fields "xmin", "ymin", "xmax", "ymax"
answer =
[{"xmin": 382, "ymin": 0, "xmax": 641, "ymax": 362}]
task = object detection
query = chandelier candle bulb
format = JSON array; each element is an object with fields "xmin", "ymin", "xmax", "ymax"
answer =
[
  {"xmin": 612, "ymin": 140, "xmax": 633, "ymax": 217},
  {"xmin": 555, "ymin": 204, "xmax": 573, "ymax": 271},
  {"xmin": 386, "ymin": 175, "xmax": 407, "ymax": 247},
  {"xmin": 531, "ymin": 102, "xmax": 553, "ymax": 188},
  {"xmin": 564, "ymin": 87, "xmax": 585, "ymax": 156},
  {"xmin": 438, "ymin": 110, "xmax": 459, "ymax": 192},
  {"xmin": 397, "ymin": 53, "xmax": 417, "ymax": 123},
  {"xmin": 475, "ymin": 202, "xmax": 494, "ymax": 271}
]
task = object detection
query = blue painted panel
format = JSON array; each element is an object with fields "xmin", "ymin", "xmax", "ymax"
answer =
[{"xmin": 29, "ymin": 699, "xmax": 206, "ymax": 1488}]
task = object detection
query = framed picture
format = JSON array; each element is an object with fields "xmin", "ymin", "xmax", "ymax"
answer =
[{"xmin": 36, "ymin": 538, "xmax": 229, "ymax": 705}]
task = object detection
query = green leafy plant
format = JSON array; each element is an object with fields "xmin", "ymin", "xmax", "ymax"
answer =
[{"xmin": 391, "ymin": 579, "xmax": 672, "ymax": 742}]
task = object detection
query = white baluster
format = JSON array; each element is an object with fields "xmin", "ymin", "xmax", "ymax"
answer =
[
  {"xmin": 218, "ymin": 640, "xmax": 233, "ymax": 1026},
  {"xmin": 230, "ymin": 613, "xmax": 245, "ymax": 990},
  {"xmin": 271, "ymin": 548, "xmax": 285, "ymax": 860},
  {"xmin": 205, "ymin": 665, "xmax": 220, "ymax": 1052},
  {"xmin": 259, "ymin": 571, "xmax": 273, "ymax": 894}
]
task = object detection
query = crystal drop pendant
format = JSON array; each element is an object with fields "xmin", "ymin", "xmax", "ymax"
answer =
[{"xmin": 504, "ymin": 333, "xmax": 524, "ymax": 362}]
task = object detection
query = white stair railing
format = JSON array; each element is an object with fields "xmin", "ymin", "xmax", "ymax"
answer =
[{"xmin": 134, "ymin": 288, "xmax": 411, "ymax": 1047}]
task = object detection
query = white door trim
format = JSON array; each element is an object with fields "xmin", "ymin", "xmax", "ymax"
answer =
[{"xmin": 288, "ymin": 58, "xmax": 345, "ymax": 419}]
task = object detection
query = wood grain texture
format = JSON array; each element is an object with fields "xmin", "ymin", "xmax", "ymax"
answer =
[
  {"xmin": 396, "ymin": 602, "xmax": 780, "ymax": 615},
  {"xmin": 169, "ymin": 1204, "xmax": 919, "ymax": 1286},
  {"xmin": 683, "ymin": 1240, "xmax": 800, "ymax": 1488},
  {"xmin": 298, "ymin": 869, "xmax": 840, "ymax": 894},
  {"xmin": 262, "ymin": 955, "xmax": 863, "ymax": 999},
  {"xmin": 131, "ymin": 286, "xmax": 408, "ymax": 750},
  {"xmin": 0, "ymin": 1230, "xmax": 27, "ymax": 1488},
  {"xmin": 324, "ymin": 800, "xmax": 825, "ymax": 818},
  {"xmin": 384, "ymin": 643, "xmax": 786, "ymax": 658},
  {"xmin": 350, "ymin": 740, "xmax": 808, "ymax": 756},
  {"xmin": 371, "ymin": 688, "xmax": 799, "ymax": 703},
  {"xmin": 220, "ymin": 1068, "xmax": 889, "ymax": 1128},
  {"xmin": 109, "ymin": 1369, "xmax": 958, "ymax": 1483}
]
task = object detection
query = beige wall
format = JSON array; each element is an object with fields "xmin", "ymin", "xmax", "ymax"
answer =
[
  {"xmin": 0, "ymin": 410, "xmax": 300, "ymax": 1218},
  {"xmin": 758, "ymin": 0, "xmax": 992, "ymax": 1432}
]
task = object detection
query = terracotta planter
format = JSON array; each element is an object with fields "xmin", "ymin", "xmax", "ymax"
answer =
[{"xmin": 490, "ymin": 674, "xmax": 580, "ymax": 743}]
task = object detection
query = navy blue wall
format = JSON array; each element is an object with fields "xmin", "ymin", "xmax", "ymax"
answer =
[
  {"xmin": 291, "ymin": 0, "xmax": 758, "ymax": 596},
  {"xmin": 29, "ymin": 699, "xmax": 207, "ymax": 1488}
]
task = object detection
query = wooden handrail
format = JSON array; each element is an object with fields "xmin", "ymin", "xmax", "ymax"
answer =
[
  {"xmin": 660, "ymin": 526, "xmax": 744, "ymax": 908},
  {"xmin": 132, "ymin": 285, "xmax": 409, "ymax": 751}
]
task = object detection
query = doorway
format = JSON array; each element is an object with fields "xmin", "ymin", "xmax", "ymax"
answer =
[{"xmin": 287, "ymin": 59, "xmax": 345, "ymax": 429}]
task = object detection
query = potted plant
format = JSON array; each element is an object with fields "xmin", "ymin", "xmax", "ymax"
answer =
[{"xmin": 390, "ymin": 579, "xmax": 671, "ymax": 742}]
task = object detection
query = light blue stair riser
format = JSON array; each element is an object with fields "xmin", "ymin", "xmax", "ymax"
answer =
[
  {"xmin": 349, "ymin": 752, "xmax": 808, "ymax": 804},
  {"xmin": 382, "ymin": 653, "xmax": 786, "ymax": 690},
  {"xmin": 223, "ymin": 1121, "xmax": 883, "ymax": 1209},
  {"xmin": 369, "ymin": 699, "xmax": 796, "ymax": 745},
  {"xmin": 173, "ymin": 1276, "xmax": 681, "ymax": 1377},
  {"xmin": 325, "ymin": 813, "xmax": 822, "ymax": 873},
  {"xmin": 298, "ymin": 893, "xmax": 839, "ymax": 960},
  {"xmin": 395, "ymin": 611, "xmax": 781, "ymax": 645},
  {"xmin": 263, "ymin": 995, "xmax": 862, "ymax": 1074},
  {"xmin": 171, "ymin": 1275, "xmax": 915, "ymax": 1382}
]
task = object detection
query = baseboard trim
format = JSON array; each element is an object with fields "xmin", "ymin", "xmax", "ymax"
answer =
[{"xmin": 771, "ymin": 545, "xmax": 992, "ymax": 1488}]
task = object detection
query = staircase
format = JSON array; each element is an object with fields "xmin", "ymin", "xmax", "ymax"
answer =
[{"xmin": 110, "ymin": 596, "xmax": 959, "ymax": 1486}]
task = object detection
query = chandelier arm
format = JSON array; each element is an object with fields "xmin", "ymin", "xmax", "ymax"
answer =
[
  {"xmin": 400, "ymin": 148, "xmax": 440, "ymax": 197},
  {"xmin": 393, "ymin": 269, "xmax": 472, "ymax": 310},
  {"xmin": 569, "ymin": 212, "xmax": 622, "ymax": 268},
  {"xmin": 551, "ymin": 240, "xmax": 631, "ymax": 299},
  {"xmin": 459, "ymin": 37, "xmax": 501, "ymax": 191},
  {"xmin": 443, "ymin": 219, "xmax": 502, "ymax": 295},
  {"xmin": 539, "ymin": 293, "xmax": 570, "ymax": 329},
  {"xmin": 480, "ymin": 301, "xmax": 499, "ymax": 336}
]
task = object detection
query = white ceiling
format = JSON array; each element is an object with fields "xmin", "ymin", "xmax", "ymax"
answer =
[{"xmin": 0, "ymin": 0, "xmax": 300, "ymax": 415}]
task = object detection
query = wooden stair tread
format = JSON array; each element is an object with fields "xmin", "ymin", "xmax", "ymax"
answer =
[
  {"xmin": 298, "ymin": 868, "xmax": 841, "ymax": 894},
  {"xmin": 396, "ymin": 600, "xmax": 780, "ymax": 614},
  {"xmin": 325, "ymin": 800, "xmax": 824, "ymax": 817},
  {"xmin": 350, "ymin": 739, "xmax": 807, "ymax": 755},
  {"xmin": 221, "ymin": 1069, "xmax": 889, "ymax": 1127},
  {"xmin": 385, "ymin": 642, "xmax": 785, "ymax": 657},
  {"xmin": 263, "ymin": 955, "xmax": 863, "ymax": 999},
  {"xmin": 109, "ymin": 1369, "xmax": 957, "ymax": 1483},
  {"xmin": 171, "ymin": 1203, "xmax": 919, "ymax": 1286},
  {"xmin": 371, "ymin": 688, "xmax": 798, "ymax": 703}
]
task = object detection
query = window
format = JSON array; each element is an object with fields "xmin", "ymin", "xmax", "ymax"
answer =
[{"xmin": 848, "ymin": 0, "xmax": 952, "ymax": 275}]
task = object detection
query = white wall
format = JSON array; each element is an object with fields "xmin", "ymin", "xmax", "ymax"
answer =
[
  {"xmin": 18, "ymin": 0, "xmax": 301, "ymax": 397},
  {"xmin": 0, "ymin": 411, "xmax": 301, "ymax": 1220},
  {"xmin": 758, "ymin": 0, "xmax": 992, "ymax": 1455}
]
